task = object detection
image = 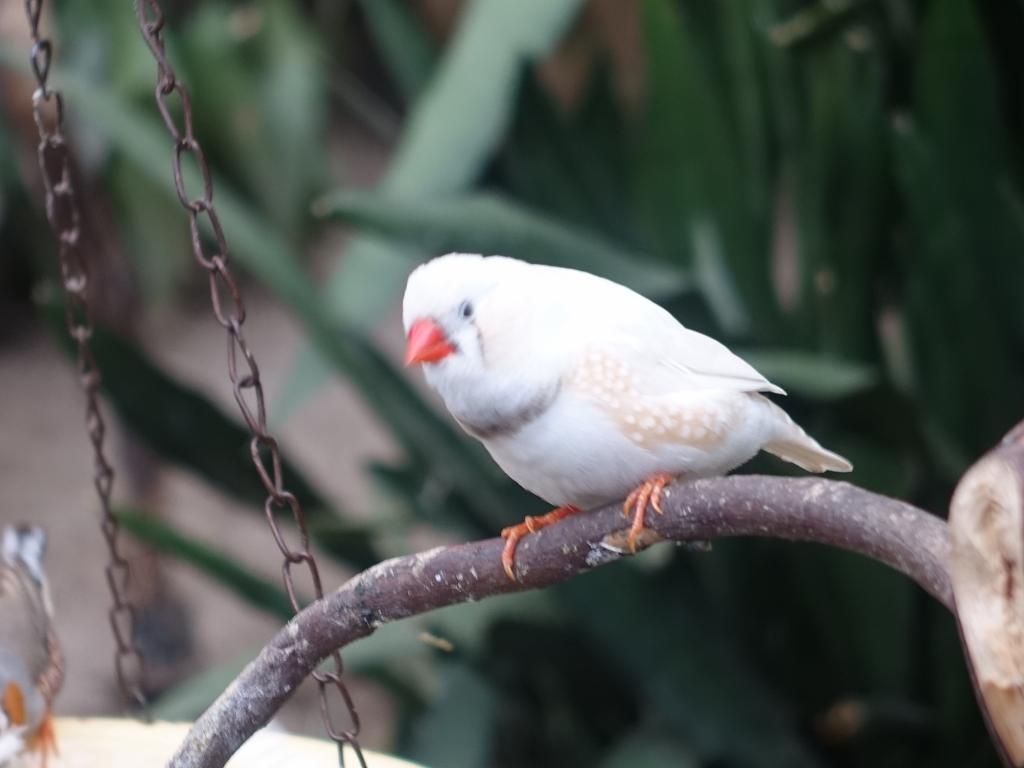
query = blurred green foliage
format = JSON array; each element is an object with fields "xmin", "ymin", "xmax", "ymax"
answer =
[{"xmin": 2, "ymin": 0, "xmax": 1023, "ymax": 766}]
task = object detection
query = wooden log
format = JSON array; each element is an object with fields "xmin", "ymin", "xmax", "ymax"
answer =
[{"xmin": 950, "ymin": 421, "xmax": 1024, "ymax": 767}]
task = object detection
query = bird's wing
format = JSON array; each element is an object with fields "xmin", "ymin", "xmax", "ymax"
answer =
[
  {"xmin": 548, "ymin": 265, "xmax": 784, "ymax": 396},
  {"xmin": 631, "ymin": 320, "xmax": 784, "ymax": 395},
  {"xmin": 0, "ymin": 565, "xmax": 53, "ymax": 685}
]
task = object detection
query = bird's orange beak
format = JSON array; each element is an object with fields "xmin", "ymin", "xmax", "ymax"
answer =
[{"xmin": 405, "ymin": 318, "xmax": 455, "ymax": 366}]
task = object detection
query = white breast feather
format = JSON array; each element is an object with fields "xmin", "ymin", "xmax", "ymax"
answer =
[{"xmin": 0, "ymin": 726, "xmax": 27, "ymax": 764}]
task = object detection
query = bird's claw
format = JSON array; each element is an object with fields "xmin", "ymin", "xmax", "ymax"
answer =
[
  {"xmin": 623, "ymin": 473, "xmax": 674, "ymax": 553},
  {"xmin": 29, "ymin": 709, "xmax": 58, "ymax": 768},
  {"xmin": 499, "ymin": 524, "xmax": 521, "ymax": 581},
  {"xmin": 500, "ymin": 505, "xmax": 580, "ymax": 581}
]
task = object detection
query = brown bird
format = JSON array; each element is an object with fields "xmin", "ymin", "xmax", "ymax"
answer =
[{"xmin": 0, "ymin": 525, "xmax": 62, "ymax": 767}]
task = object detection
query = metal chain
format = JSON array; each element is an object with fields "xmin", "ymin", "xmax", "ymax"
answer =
[
  {"xmin": 20, "ymin": 0, "xmax": 148, "ymax": 711},
  {"xmin": 133, "ymin": 2, "xmax": 367, "ymax": 764}
]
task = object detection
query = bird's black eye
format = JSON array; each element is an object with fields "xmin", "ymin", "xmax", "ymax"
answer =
[{"xmin": 459, "ymin": 300, "xmax": 474, "ymax": 319}]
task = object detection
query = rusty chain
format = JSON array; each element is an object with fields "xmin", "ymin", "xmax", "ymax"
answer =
[
  {"xmin": 133, "ymin": 2, "xmax": 367, "ymax": 764},
  {"xmin": 20, "ymin": 0, "xmax": 148, "ymax": 711}
]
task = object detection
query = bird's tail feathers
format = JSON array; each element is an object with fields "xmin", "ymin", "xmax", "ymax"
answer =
[
  {"xmin": 764, "ymin": 439, "xmax": 852, "ymax": 473},
  {"xmin": 756, "ymin": 396, "xmax": 853, "ymax": 473}
]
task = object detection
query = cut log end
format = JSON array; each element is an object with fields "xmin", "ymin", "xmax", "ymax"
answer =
[{"xmin": 951, "ymin": 426, "xmax": 1024, "ymax": 767}]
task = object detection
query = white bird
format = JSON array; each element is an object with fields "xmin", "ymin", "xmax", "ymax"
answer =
[
  {"xmin": 402, "ymin": 253, "xmax": 852, "ymax": 579},
  {"xmin": 0, "ymin": 525, "xmax": 62, "ymax": 767}
]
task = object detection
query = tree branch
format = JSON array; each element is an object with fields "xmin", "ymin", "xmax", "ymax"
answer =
[{"xmin": 170, "ymin": 475, "xmax": 951, "ymax": 768}]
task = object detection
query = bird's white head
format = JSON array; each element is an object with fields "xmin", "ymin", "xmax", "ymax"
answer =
[
  {"xmin": 402, "ymin": 252, "xmax": 547, "ymax": 371},
  {"xmin": 402, "ymin": 253, "xmax": 567, "ymax": 428},
  {"xmin": 403, "ymin": 253, "xmax": 508, "ymax": 365}
]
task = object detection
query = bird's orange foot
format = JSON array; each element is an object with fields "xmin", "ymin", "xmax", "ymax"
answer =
[
  {"xmin": 28, "ymin": 709, "xmax": 58, "ymax": 768},
  {"xmin": 623, "ymin": 473, "xmax": 675, "ymax": 553},
  {"xmin": 500, "ymin": 505, "xmax": 581, "ymax": 581}
]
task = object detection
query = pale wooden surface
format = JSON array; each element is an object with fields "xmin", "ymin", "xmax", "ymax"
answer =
[
  {"xmin": 10, "ymin": 718, "xmax": 424, "ymax": 768},
  {"xmin": 950, "ymin": 443, "xmax": 1024, "ymax": 767}
]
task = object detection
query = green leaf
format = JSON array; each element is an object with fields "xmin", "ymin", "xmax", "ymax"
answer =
[
  {"xmin": 180, "ymin": 0, "xmax": 326, "ymax": 241},
  {"xmin": 151, "ymin": 653, "xmax": 253, "ymax": 721},
  {"xmin": 739, "ymin": 349, "xmax": 877, "ymax": 399},
  {"xmin": 359, "ymin": 0, "xmax": 437, "ymax": 103},
  {"xmin": 32, "ymin": 62, "xmax": 516, "ymax": 529},
  {"xmin": 107, "ymin": 159, "xmax": 191, "ymax": 304},
  {"xmin": 916, "ymin": 0, "xmax": 1006, "ymax": 183},
  {"xmin": 0, "ymin": 113, "xmax": 17, "ymax": 223},
  {"xmin": 600, "ymin": 734, "xmax": 698, "ymax": 768},
  {"xmin": 691, "ymin": 218, "xmax": 749, "ymax": 335},
  {"xmin": 272, "ymin": 239, "xmax": 415, "ymax": 425},
  {"xmin": 825, "ymin": 549, "xmax": 915, "ymax": 692},
  {"xmin": 634, "ymin": 0, "xmax": 768, "ymax": 335},
  {"xmin": 407, "ymin": 663, "xmax": 497, "ymax": 768},
  {"xmin": 476, "ymin": 620, "xmax": 640, "ymax": 764},
  {"xmin": 315, "ymin": 190, "xmax": 689, "ymax": 299},
  {"xmin": 720, "ymin": 1, "xmax": 769, "ymax": 218},
  {"xmin": 914, "ymin": 0, "xmax": 1024, "ymax": 345},
  {"xmin": 41, "ymin": 301, "xmax": 382, "ymax": 569},
  {"xmin": 258, "ymin": 0, "xmax": 328, "ymax": 237},
  {"xmin": 44, "ymin": 308, "xmax": 314, "ymax": 510},
  {"xmin": 270, "ymin": 340, "xmax": 336, "ymax": 428},
  {"xmin": 320, "ymin": 330, "xmax": 514, "ymax": 523},
  {"xmin": 559, "ymin": 564, "xmax": 819, "ymax": 767},
  {"xmin": 498, "ymin": 72, "xmax": 635, "ymax": 244},
  {"xmin": 892, "ymin": 118, "xmax": 1024, "ymax": 458},
  {"xmin": 696, "ymin": 535, "xmax": 922, "ymax": 757},
  {"xmin": 335, "ymin": 0, "xmax": 586, "ymax": 308},
  {"xmin": 282, "ymin": 0, "xmax": 584, "ymax": 410},
  {"xmin": 769, "ymin": 0, "xmax": 876, "ymax": 48},
  {"xmin": 385, "ymin": 0, "xmax": 584, "ymax": 198},
  {"xmin": 367, "ymin": 462, "xmax": 491, "ymax": 536},
  {"xmin": 117, "ymin": 508, "xmax": 298, "ymax": 621},
  {"xmin": 887, "ymin": 0, "xmax": 1024, "ymax": 460},
  {"xmin": 318, "ymin": 236, "xmax": 417, "ymax": 331},
  {"xmin": 427, "ymin": 592, "xmax": 558, "ymax": 653},
  {"xmin": 791, "ymin": 37, "xmax": 886, "ymax": 358},
  {"xmin": 827, "ymin": 435, "xmax": 914, "ymax": 499},
  {"xmin": 56, "ymin": 0, "xmax": 155, "ymax": 100},
  {"xmin": 154, "ymin": 622, "xmax": 433, "ymax": 722}
]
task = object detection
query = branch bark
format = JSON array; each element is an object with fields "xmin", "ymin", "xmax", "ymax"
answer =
[{"xmin": 170, "ymin": 475, "xmax": 951, "ymax": 768}]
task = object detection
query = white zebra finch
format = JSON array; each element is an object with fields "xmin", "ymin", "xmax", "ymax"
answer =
[{"xmin": 402, "ymin": 254, "xmax": 851, "ymax": 580}]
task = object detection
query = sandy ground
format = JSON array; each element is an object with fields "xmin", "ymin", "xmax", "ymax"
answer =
[{"xmin": 0, "ymin": 293, "xmax": 407, "ymax": 750}]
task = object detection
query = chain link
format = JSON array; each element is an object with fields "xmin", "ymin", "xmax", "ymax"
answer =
[
  {"xmin": 20, "ymin": 0, "xmax": 148, "ymax": 711},
  {"xmin": 134, "ymin": 2, "xmax": 367, "ymax": 763}
]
